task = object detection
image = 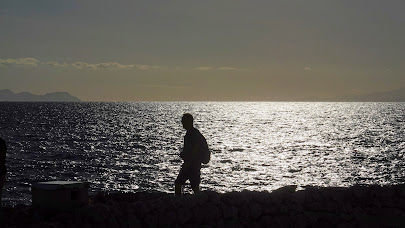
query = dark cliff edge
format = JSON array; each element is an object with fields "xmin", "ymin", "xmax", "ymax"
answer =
[
  {"xmin": 1, "ymin": 184, "xmax": 405, "ymax": 227},
  {"xmin": 0, "ymin": 89, "xmax": 81, "ymax": 102}
]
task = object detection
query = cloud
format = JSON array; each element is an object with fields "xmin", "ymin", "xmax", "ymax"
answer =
[
  {"xmin": 304, "ymin": 66, "xmax": 312, "ymax": 71},
  {"xmin": 0, "ymin": 57, "xmax": 40, "ymax": 67},
  {"xmin": 195, "ymin": 66, "xmax": 240, "ymax": 71},
  {"xmin": 0, "ymin": 57, "xmax": 160, "ymax": 70},
  {"xmin": 2, "ymin": 58, "xmax": 242, "ymax": 72},
  {"xmin": 71, "ymin": 61, "xmax": 138, "ymax": 70},
  {"xmin": 47, "ymin": 61, "xmax": 159, "ymax": 70},
  {"xmin": 195, "ymin": 66, "xmax": 213, "ymax": 71},
  {"xmin": 45, "ymin": 61, "xmax": 69, "ymax": 67},
  {"xmin": 218, "ymin": 67, "xmax": 238, "ymax": 70},
  {"xmin": 139, "ymin": 84, "xmax": 191, "ymax": 89},
  {"xmin": 134, "ymin": 64, "xmax": 160, "ymax": 70},
  {"xmin": 70, "ymin": 62, "xmax": 95, "ymax": 69},
  {"xmin": 0, "ymin": 58, "xmax": 160, "ymax": 70}
]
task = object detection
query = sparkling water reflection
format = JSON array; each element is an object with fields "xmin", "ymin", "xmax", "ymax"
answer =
[{"xmin": 0, "ymin": 102, "xmax": 404, "ymax": 205}]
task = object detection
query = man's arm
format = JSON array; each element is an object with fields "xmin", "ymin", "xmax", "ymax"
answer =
[{"xmin": 180, "ymin": 133, "xmax": 191, "ymax": 162}]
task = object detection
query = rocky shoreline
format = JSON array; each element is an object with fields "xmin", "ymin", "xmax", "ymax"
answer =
[{"xmin": 1, "ymin": 184, "xmax": 405, "ymax": 228}]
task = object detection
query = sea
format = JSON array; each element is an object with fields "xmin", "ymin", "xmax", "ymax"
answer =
[{"xmin": 0, "ymin": 102, "xmax": 404, "ymax": 206}]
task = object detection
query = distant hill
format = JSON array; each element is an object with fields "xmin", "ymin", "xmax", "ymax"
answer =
[
  {"xmin": 0, "ymin": 89, "xmax": 81, "ymax": 102},
  {"xmin": 330, "ymin": 88, "xmax": 405, "ymax": 102}
]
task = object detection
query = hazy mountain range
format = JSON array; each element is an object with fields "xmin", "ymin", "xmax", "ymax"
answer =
[
  {"xmin": 0, "ymin": 88, "xmax": 405, "ymax": 102},
  {"xmin": 0, "ymin": 89, "xmax": 81, "ymax": 102},
  {"xmin": 327, "ymin": 87, "xmax": 405, "ymax": 102}
]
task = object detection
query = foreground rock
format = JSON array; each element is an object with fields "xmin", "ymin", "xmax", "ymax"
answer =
[{"xmin": 1, "ymin": 184, "xmax": 405, "ymax": 227}]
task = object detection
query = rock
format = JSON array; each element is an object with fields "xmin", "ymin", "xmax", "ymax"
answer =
[
  {"xmin": 287, "ymin": 201, "xmax": 303, "ymax": 215},
  {"xmin": 195, "ymin": 192, "xmax": 209, "ymax": 205},
  {"xmin": 131, "ymin": 201, "xmax": 154, "ymax": 218},
  {"xmin": 352, "ymin": 206, "xmax": 365, "ymax": 214},
  {"xmin": 217, "ymin": 219, "xmax": 243, "ymax": 228},
  {"xmin": 180, "ymin": 195, "xmax": 197, "ymax": 209},
  {"xmin": 290, "ymin": 213, "xmax": 306, "ymax": 228},
  {"xmin": 199, "ymin": 223, "xmax": 216, "ymax": 228},
  {"xmin": 394, "ymin": 184, "xmax": 405, "ymax": 199},
  {"xmin": 130, "ymin": 202, "xmax": 144, "ymax": 218},
  {"xmin": 65, "ymin": 214, "xmax": 83, "ymax": 228},
  {"xmin": 315, "ymin": 217, "xmax": 333, "ymax": 227},
  {"xmin": 279, "ymin": 215, "xmax": 296, "ymax": 227},
  {"xmin": 176, "ymin": 206, "xmax": 193, "ymax": 224},
  {"xmin": 192, "ymin": 206, "xmax": 205, "ymax": 223},
  {"xmin": 160, "ymin": 196, "xmax": 177, "ymax": 211},
  {"xmin": 152, "ymin": 199, "xmax": 168, "ymax": 214},
  {"xmin": 279, "ymin": 204, "xmax": 291, "ymax": 215},
  {"xmin": 258, "ymin": 215, "xmax": 273, "ymax": 227},
  {"xmin": 91, "ymin": 192, "xmax": 107, "ymax": 204},
  {"xmin": 261, "ymin": 205, "xmax": 275, "ymax": 215},
  {"xmin": 303, "ymin": 212, "xmax": 320, "ymax": 226},
  {"xmin": 349, "ymin": 185, "xmax": 370, "ymax": 202},
  {"xmin": 336, "ymin": 221, "xmax": 357, "ymax": 228},
  {"xmin": 303, "ymin": 187, "xmax": 322, "ymax": 205},
  {"xmin": 143, "ymin": 214, "xmax": 158, "ymax": 228},
  {"xmin": 305, "ymin": 202, "xmax": 323, "ymax": 212},
  {"xmin": 77, "ymin": 205, "xmax": 103, "ymax": 225},
  {"xmin": 272, "ymin": 185, "xmax": 297, "ymax": 196},
  {"xmin": 328, "ymin": 188, "xmax": 346, "ymax": 203},
  {"xmin": 183, "ymin": 223, "xmax": 198, "ymax": 228},
  {"xmin": 240, "ymin": 189, "xmax": 254, "ymax": 200},
  {"xmin": 205, "ymin": 190, "xmax": 221, "ymax": 204},
  {"xmin": 293, "ymin": 190, "xmax": 306, "ymax": 205},
  {"xmin": 126, "ymin": 215, "xmax": 142, "ymax": 228},
  {"xmin": 165, "ymin": 210, "xmax": 177, "ymax": 226},
  {"xmin": 156, "ymin": 211, "xmax": 169, "ymax": 227},
  {"xmin": 109, "ymin": 202, "xmax": 125, "ymax": 219},
  {"xmin": 248, "ymin": 202, "xmax": 262, "ymax": 220},
  {"xmin": 395, "ymin": 198, "xmax": 405, "ymax": 210},
  {"xmin": 250, "ymin": 191, "xmax": 269, "ymax": 206},
  {"xmin": 9, "ymin": 206, "xmax": 32, "ymax": 226},
  {"xmin": 7, "ymin": 185, "xmax": 405, "ymax": 227},
  {"xmin": 92, "ymin": 203, "xmax": 110, "ymax": 218},
  {"xmin": 118, "ymin": 202, "xmax": 132, "ymax": 218},
  {"xmin": 220, "ymin": 204, "xmax": 238, "ymax": 219},
  {"xmin": 106, "ymin": 216, "xmax": 120, "ymax": 228},
  {"xmin": 50, "ymin": 212, "xmax": 73, "ymax": 222},
  {"xmin": 154, "ymin": 210, "xmax": 177, "ymax": 227},
  {"xmin": 237, "ymin": 204, "xmax": 250, "ymax": 219},
  {"xmin": 201, "ymin": 203, "xmax": 220, "ymax": 222},
  {"xmin": 324, "ymin": 201, "xmax": 339, "ymax": 213},
  {"xmin": 380, "ymin": 207, "xmax": 405, "ymax": 216},
  {"xmin": 221, "ymin": 192, "xmax": 246, "ymax": 206},
  {"xmin": 251, "ymin": 221, "xmax": 264, "ymax": 228},
  {"xmin": 269, "ymin": 193, "xmax": 284, "ymax": 206}
]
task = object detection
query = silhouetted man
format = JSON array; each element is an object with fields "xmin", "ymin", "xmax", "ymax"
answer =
[{"xmin": 175, "ymin": 113, "xmax": 205, "ymax": 195}]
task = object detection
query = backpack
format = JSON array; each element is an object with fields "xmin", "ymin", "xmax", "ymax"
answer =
[{"xmin": 198, "ymin": 133, "xmax": 210, "ymax": 164}]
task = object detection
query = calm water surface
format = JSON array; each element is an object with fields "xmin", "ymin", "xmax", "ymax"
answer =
[{"xmin": 0, "ymin": 102, "xmax": 404, "ymax": 205}]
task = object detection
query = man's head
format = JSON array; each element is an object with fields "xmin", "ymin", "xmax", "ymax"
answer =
[{"xmin": 181, "ymin": 113, "xmax": 194, "ymax": 130}]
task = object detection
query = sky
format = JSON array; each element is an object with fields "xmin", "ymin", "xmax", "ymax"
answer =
[{"xmin": 1, "ymin": 0, "xmax": 404, "ymax": 101}]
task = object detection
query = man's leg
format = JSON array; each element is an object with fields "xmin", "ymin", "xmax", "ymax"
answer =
[
  {"xmin": 175, "ymin": 183, "xmax": 182, "ymax": 196},
  {"xmin": 175, "ymin": 165, "xmax": 188, "ymax": 196},
  {"xmin": 191, "ymin": 184, "xmax": 199, "ymax": 193},
  {"xmin": 190, "ymin": 168, "xmax": 201, "ymax": 194}
]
